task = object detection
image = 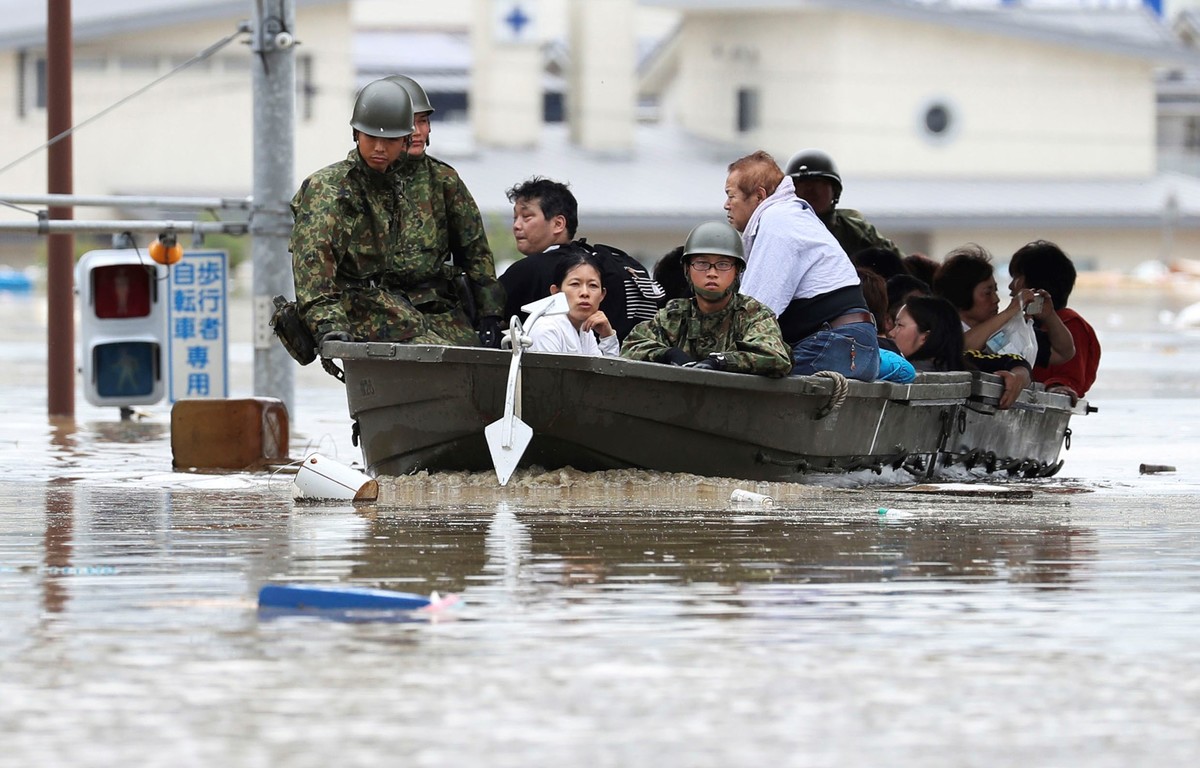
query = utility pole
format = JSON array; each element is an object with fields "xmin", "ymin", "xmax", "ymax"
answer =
[
  {"xmin": 250, "ymin": 0, "xmax": 296, "ymax": 417},
  {"xmin": 47, "ymin": 0, "xmax": 74, "ymax": 418}
]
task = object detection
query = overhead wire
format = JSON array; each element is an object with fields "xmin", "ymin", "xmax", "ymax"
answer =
[{"xmin": 0, "ymin": 24, "xmax": 250, "ymax": 182}]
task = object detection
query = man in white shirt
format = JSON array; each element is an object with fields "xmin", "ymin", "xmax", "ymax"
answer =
[{"xmin": 724, "ymin": 151, "xmax": 880, "ymax": 380}]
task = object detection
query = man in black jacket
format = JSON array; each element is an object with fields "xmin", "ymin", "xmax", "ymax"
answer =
[{"xmin": 499, "ymin": 177, "xmax": 663, "ymax": 340}]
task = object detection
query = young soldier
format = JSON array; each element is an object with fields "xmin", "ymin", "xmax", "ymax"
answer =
[
  {"xmin": 290, "ymin": 79, "xmax": 443, "ymax": 346},
  {"xmin": 620, "ymin": 221, "xmax": 792, "ymax": 377}
]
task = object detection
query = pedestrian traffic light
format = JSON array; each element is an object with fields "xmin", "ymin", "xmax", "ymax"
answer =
[{"xmin": 76, "ymin": 250, "xmax": 168, "ymax": 407}]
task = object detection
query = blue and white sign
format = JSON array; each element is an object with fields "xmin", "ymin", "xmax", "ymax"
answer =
[
  {"xmin": 493, "ymin": 0, "xmax": 538, "ymax": 44},
  {"xmin": 167, "ymin": 250, "xmax": 229, "ymax": 402}
]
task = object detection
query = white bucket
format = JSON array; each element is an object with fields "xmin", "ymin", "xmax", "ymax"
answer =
[
  {"xmin": 294, "ymin": 453, "xmax": 379, "ymax": 501},
  {"xmin": 730, "ymin": 488, "xmax": 774, "ymax": 507}
]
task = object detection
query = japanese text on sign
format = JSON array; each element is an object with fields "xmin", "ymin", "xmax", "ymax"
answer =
[{"xmin": 168, "ymin": 251, "xmax": 229, "ymax": 401}]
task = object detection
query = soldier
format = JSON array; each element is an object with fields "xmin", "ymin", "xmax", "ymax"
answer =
[
  {"xmin": 386, "ymin": 74, "xmax": 505, "ymax": 346},
  {"xmin": 785, "ymin": 149, "xmax": 904, "ymax": 263},
  {"xmin": 621, "ymin": 221, "xmax": 792, "ymax": 377},
  {"xmin": 289, "ymin": 77, "xmax": 501, "ymax": 349}
]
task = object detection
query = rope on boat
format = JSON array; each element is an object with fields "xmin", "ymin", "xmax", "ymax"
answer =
[
  {"xmin": 321, "ymin": 357, "xmax": 345, "ymax": 382},
  {"xmin": 813, "ymin": 371, "xmax": 849, "ymax": 420}
]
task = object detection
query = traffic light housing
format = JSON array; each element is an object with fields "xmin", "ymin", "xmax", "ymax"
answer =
[{"xmin": 76, "ymin": 250, "xmax": 168, "ymax": 407}]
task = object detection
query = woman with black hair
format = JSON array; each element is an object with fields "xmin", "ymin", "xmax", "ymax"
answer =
[
  {"xmin": 527, "ymin": 251, "xmax": 619, "ymax": 357},
  {"xmin": 890, "ymin": 295, "xmax": 1033, "ymax": 410},
  {"xmin": 1008, "ymin": 240, "xmax": 1100, "ymax": 403},
  {"xmin": 932, "ymin": 243, "xmax": 1074, "ymax": 367}
]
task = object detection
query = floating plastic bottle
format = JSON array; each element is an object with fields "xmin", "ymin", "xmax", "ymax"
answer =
[{"xmin": 730, "ymin": 488, "xmax": 774, "ymax": 507}]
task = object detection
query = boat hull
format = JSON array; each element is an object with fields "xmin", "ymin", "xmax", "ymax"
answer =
[{"xmin": 330, "ymin": 342, "xmax": 1085, "ymax": 483}]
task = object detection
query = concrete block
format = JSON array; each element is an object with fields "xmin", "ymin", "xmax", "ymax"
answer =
[{"xmin": 171, "ymin": 398, "xmax": 289, "ymax": 471}]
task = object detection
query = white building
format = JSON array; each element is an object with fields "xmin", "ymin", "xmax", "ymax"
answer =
[
  {"xmin": 0, "ymin": 0, "xmax": 352, "ymax": 262},
  {"xmin": 4, "ymin": 0, "xmax": 1200, "ymax": 273}
]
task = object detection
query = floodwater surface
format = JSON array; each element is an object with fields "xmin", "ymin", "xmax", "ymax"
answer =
[{"xmin": 2, "ymin": 287, "xmax": 1200, "ymax": 767}]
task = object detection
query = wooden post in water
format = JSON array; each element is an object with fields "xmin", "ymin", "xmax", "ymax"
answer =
[{"xmin": 46, "ymin": 0, "xmax": 74, "ymax": 418}]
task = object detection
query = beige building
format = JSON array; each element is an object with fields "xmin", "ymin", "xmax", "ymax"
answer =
[
  {"xmin": 0, "ymin": 0, "xmax": 352, "ymax": 262},
  {"xmin": 4, "ymin": 0, "xmax": 1200, "ymax": 274}
]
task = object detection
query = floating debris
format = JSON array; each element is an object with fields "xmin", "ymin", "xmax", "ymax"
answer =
[
  {"xmin": 1139, "ymin": 464, "xmax": 1176, "ymax": 475},
  {"xmin": 730, "ymin": 489, "xmax": 774, "ymax": 507}
]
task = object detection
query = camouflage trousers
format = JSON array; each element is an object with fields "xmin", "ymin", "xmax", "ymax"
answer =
[
  {"xmin": 339, "ymin": 287, "xmax": 478, "ymax": 346},
  {"xmin": 421, "ymin": 307, "xmax": 480, "ymax": 347}
]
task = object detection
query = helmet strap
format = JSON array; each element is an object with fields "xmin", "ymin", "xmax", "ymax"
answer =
[{"xmin": 688, "ymin": 274, "xmax": 740, "ymax": 303}]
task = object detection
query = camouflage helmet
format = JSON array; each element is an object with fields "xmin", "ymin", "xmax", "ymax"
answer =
[
  {"xmin": 386, "ymin": 74, "xmax": 435, "ymax": 114},
  {"xmin": 785, "ymin": 149, "xmax": 842, "ymax": 204},
  {"xmin": 683, "ymin": 221, "xmax": 746, "ymax": 270},
  {"xmin": 350, "ymin": 79, "xmax": 415, "ymax": 138}
]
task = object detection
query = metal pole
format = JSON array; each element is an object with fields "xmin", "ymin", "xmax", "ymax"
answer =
[
  {"xmin": 250, "ymin": 0, "xmax": 295, "ymax": 418},
  {"xmin": 47, "ymin": 0, "xmax": 74, "ymax": 418},
  {"xmin": 1, "ymin": 193, "xmax": 253, "ymax": 210},
  {"xmin": 0, "ymin": 220, "xmax": 249, "ymax": 235}
]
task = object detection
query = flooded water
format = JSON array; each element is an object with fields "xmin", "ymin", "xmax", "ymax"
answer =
[{"xmin": 3, "ymin": 285, "xmax": 1200, "ymax": 767}]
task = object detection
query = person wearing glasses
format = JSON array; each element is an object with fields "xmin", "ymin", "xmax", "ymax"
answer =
[
  {"xmin": 620, "ymin": 221, "xmax": 792, "ymax": 377},
  {"xmin": 724, "ymin": 150, "xmax": 880, "ymax": 381}
]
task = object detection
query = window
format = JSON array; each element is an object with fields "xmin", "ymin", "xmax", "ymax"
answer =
[
  {"xmin": 737, "ymin": 87, "xmax": 759, "ymax": 133},
  {"xmin": 16, "ymin": 50, "xmax": 48, "ymax": 117},
  {"xmin": 924, "ymin": 103, "xmax": 952, "ymax": 135},
  {"xmin": 918, "ymin": 97, "xmax": 958, "ymax": 144}
]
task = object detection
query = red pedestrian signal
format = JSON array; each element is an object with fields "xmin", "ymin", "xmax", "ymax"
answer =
[{"xmin": 76, "ymin": 250, "xmax": 168, "ymax": 408}]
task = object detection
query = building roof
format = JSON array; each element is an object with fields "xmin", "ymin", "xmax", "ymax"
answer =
[
  {"xmin": 0, "ymin": 0, "xmax": 343, "ymax": 49},
  {"xmin": 641, "ymin": 0, "xmax": 1200, "ymax": 65},
  {"xmin": 434, "ymin": 122, "xmax": 1200, "ymax": 233}
]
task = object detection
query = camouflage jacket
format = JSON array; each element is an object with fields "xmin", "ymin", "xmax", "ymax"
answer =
[
  {"xmin": 827, "ymin": 208, "xmax": 903, "ymax": 261},
  {"xmin": 620, "ymin": 294, "xmax": 793, "ymax": 377},
  {"xmin": 416, "ymin": 153, "xmax": 505, "ymax": 319},
  {"xmin": 289, "ymin": 150, "xmax": 503, "ymax": 336}
]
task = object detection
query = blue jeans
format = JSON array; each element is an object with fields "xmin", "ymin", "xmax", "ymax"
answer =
[{"xmin": 790, "ymin": 321, "xmax": 880, "ymax": 381}]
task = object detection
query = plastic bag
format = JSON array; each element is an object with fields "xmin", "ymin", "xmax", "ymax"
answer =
[{"xmin": 985, "ymin": 312, "xmax": 1038, "ymax": 364}]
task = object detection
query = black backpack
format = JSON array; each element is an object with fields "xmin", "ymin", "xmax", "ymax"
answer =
[{"xmin": 572, "ymin": 239, "xmax": 665, "ymax": 340}]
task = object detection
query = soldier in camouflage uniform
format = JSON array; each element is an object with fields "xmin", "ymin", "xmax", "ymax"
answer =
[
  {"xmin": 290, "ymin": 77, "xmax": 503, "ymax": 348},
  {"xmin": 387, "ymin": 74, "xmax": 505, "ymax": 346},
  {"xmin": 621, "ymin": 221, "xmax": 792, "ymax": 377},
  {"xmin": 785, "ymin": 149, "xmax": 904, "ymax": 262}
]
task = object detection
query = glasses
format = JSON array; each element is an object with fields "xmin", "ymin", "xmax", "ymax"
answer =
[{"xmin": 688, "ymin": 260, "xmax": 736, "ymax": 272}]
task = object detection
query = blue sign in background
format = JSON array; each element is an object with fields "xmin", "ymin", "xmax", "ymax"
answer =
[{"xmin": 167, "ymin": 251, "xmax": 229, "ymax": 402}]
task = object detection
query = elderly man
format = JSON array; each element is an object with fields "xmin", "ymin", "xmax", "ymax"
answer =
[{"xmin": 724, "ymin": 150, "xmax": 880, "ymax": 380}]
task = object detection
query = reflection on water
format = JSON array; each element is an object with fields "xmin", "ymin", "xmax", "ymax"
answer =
[
  {"xmin": 4, "ymin": 283, "xmax": 1200, "ymax": 766},
  {"xmin": 3, "ymin": 481, "xmax": 1200, "ymax": 766},
  {"xmin": 345, "ymin": 504, "xmax": 1093, "ymax": 595}
]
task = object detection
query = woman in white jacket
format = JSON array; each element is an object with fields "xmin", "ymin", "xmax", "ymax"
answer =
[{"xmin": 527, "ymin": 252, "xmax": 620, "ymax": 357}]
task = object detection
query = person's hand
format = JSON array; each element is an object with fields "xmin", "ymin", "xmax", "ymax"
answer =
[
  {"xmin": 477, "ymin": 316, "xmax": 503, "ymax": 348},
  {"xmin": 580, "ymin": 310, "xmax": 614, "ymax": 339},
  {"xmin": 1047, "ymin": 384, "xmax": 1080, "ymax": 406},
  {"xmin": 996, "ymin": 367, "xmax": 1031, "ymax": 410},
  {"xmin": 1025, "ymin": 289, "xmax": 1054, "ymax": 321},
  {"xmin": 682, "ymin": 353, "xmax": 726, "ymax": 371},
  {"xmin": 660, "ymin": 348, "xmax": 694, "ymax": 366},
  {"xmin": 320, "ymin": 330, "xmax": 353, "ymax": 345},
  {"xmin": 1003, "ymin": 290, "xmax": 1031, "ymax": 319}
]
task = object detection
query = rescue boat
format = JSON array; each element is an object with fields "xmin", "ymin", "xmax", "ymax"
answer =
[{"xmin": 325, "ymin": 340, "xmax": 1090, "ymax": 484}]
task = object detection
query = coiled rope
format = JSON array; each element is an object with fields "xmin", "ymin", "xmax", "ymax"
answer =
[{"xmin": 813, "ymin": 370, "xmax": 849, "ymax": 420}]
